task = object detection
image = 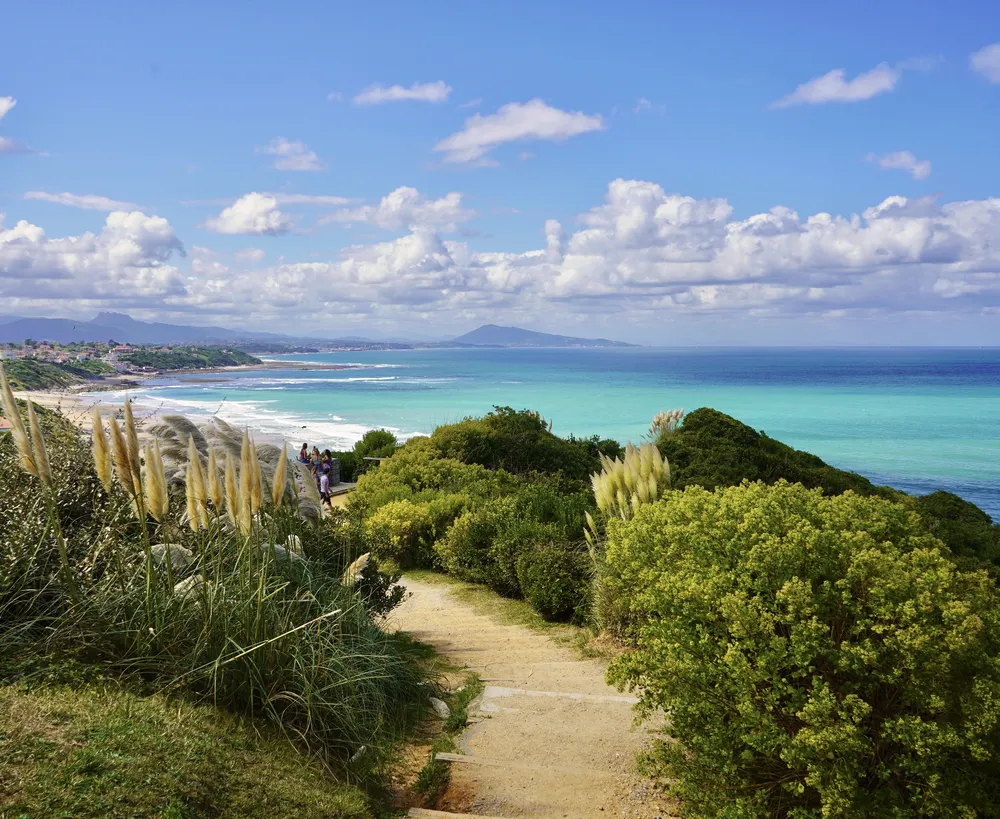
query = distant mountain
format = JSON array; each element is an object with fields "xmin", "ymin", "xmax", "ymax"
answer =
[
  {"xmin": 0, "ymin": 312, "xmax": 293, "ymax": 345},
  {"xmin": 452, "ymin": 324, "xmax": 637, "ymax": 348}
]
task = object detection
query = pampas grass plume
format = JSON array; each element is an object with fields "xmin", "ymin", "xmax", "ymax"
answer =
[
  {"xmin": 206, "ymin": 448, "xmax": 224, "ymax": 511},
  {"xmin": 109, "ymin": 417, "xmax": 135, "ymax": 496},
  {"xmin": 144, "ymin": 442, "xmax": 168, "ymax": 522},
  {"xmin": 342, "ymin": 552, "xmax": 370, "ymax": 586},
  {"xmin": 0, "ymin": 363, "xmax": 37, "ymax": 479},
  {"xmin": 272, "ymin": 442, "xmax": 288, "ymax": 508},
  {"xmin": 185, "ymin": 463, "xmax": 200, "ymax": 532},
  {"xmin": 25, "ymin": 400, "xmax": 53, "ymax": 489},
  {"xmin": 123, "ymin": 399, "xmax": 142, "ymax": 489},
  {"xmin": 224, "ymin": 453, "xmax": 239, "ymax": 525},
  {"xmin": 91, "ymin": 406, "xmax": 112, "ymax": 491}
]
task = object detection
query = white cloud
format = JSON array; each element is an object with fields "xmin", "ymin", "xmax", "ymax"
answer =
[
  {"xmin": 0, "ymin": 211, "xmax": 185, "ymax": 302},
  {"xmin": 971, "ymin": 42, "xmax": 1000, "ymax": 83},
  {"xmin": 327, "ymin": 91, "xmax": 344, "ymax": 102},
  {"xmin": 201, "ymin": 193, "xmax": 292, "ymax": 236},
  {"xmin": 0, "ymin": 97, "xmax": 15, "ymax": 120},
  {"xmin": 325, "ymin": 187, "xmax": 476, "ymax": 231},
  {"xmin": 269, "ymin": 193, "xmax": 351, "ymax": 206},
  {"xmin": 353, "ymin": 81, "xmax": 452, "ymax": 105},
  {"xmin": 235, "ymin": 247, "xmax": 266, "ymax": 263},
  {"xmin": 258, "ymin": 138, "xmax": 324, "ymax": 171},
  {"xmin": 518, "ymin": 151, "xmax": 534, "ymax": 161},
  {"xmin": 434, "ymin": 99, "xmax": 606, "ymax": 165},
  {"xmin": 771, "ymin": 63, "xmax": 900, "ymax": 107},
  {"xmin": 6, "ymin": 182, "xmax": 1000, "ymax": 336},
  {"xmin": 866, "ymin": 151, "xmax": 931, "ymax": 180},
  {"xmin": 634, "ymin": 97, "xmax": 652, "ymax": 113},
  {"xmin": 458, "ymin": 97, "xmax": 483, "ymax": 109},
  {"xmin": 25, "ymin": 192, "xmax": 140, "ymax": 211}
]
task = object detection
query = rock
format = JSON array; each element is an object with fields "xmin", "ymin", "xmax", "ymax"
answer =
[
  {"xmin": 150, "ymin": 543, "xmax": 195, "ymax": 571},
  {"xmin": 429, "ymin": 697, "xmax": 451, "ymax": 719}
]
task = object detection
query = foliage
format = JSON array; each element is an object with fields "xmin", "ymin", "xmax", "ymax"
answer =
[
  {"xmin": 364, "ymin": 498, "xmax": 434, "ymax": 567},
  {"xmin": 353, "ymin": 427, "xmax": 398, "ymax": 461},
  {"xmin": 122, "ymin": 346, "xmax": 260, "ymax": 370},
  {"xmin": 914, "ymin": 490, "xmax": 1000, "ymax": 571},
  {"xmin": 657, "ymin": 408, "xmax": 1000, "ymax": 573},
  {"xmin": 1, "ymin": 359, "xmax": 113, "ymax": 390},
  {"xmin": 0, "ymin": 397, "xmax": 424, "ymax": 784},
  {"xmin": 430, "ymin": 405, "xmax": 604, "ymax": 481},
  {"xmin": 656, "ymin": 408, "xmax": 882, "ymax": 496},
  {"xmin": 606, "ymin": 481, "xmax": 1000, "ymax": 818},
  {"xmin": 516, "ymin": 541, "xmax": 590, "ymax": 622},
  {"xmin": 0, "ymin": 679, "xmax": 370, "ymax": 818}
]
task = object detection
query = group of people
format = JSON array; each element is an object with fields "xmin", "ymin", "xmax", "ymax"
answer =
[{"xmin": 299, "ymin": 443, "xmax": 338, "ymax": 505}]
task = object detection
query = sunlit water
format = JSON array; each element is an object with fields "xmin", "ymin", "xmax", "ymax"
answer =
[{"xmin": 91, "ymin": 347, "xmax": 1000, "ymax": 517}]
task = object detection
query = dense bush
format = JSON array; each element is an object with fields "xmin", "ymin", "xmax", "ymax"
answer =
[
  {"xmin": 516, "ymin": 542, "xmax": 590, "ymax": 621},
  {"xmin": 658, "ymin": 408, "xmax": 1000, "ymax": 572},
  {"xmin": 353, "ymin": 428, "xmax": 398, "ymax": 461},
  {"xmin": 606, "ymin": 480, "xmax": 1000, "ymax": 818},
  {"xmin": 430, "ymin": 406, "xmax": 604, "ymax": 482},
  {"xmin": 2, "ymin": 359, "xmax": 114, "ymax": 390},
  {"xmin": 364, "ymin": 498, "xmax": 434, "ymax": 568},
  {"xmin": 656, "ymin": 408, "xmax": 882, "ymax": 496}
]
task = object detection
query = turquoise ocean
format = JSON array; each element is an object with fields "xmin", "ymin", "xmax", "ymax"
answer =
[{"xmin": 102, "ymin": 348, "xmax": 1000, "ymax": 518}]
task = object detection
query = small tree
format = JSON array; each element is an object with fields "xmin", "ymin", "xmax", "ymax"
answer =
[{"xmin": 606, "ymin": 480, "xmax": 1000, "ymax": 818}]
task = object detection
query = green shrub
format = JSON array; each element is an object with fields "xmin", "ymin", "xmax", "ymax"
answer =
[
  {"xmin": 430, "ymin": 405, "xmax": 603, "ymax": 482},
  {"xmin": 606, "ymin": 481, "xmax": 1000, "ymax": 818},
  {"xmin": 657, "ymin": 408, "xmax": 1000, "ymax": 573},
  {"xmin": 516, "ymin": 542, "xmax": 590, "ymax": 622},
  {"xmin": 656, "ymin": 408, "xmax": 880, "ymax": 496},
  {"xmin": 435, "ymin": 498, "xmax": 515, "ymax": 585},
  {"xmin": 914, "ymin": 490, "xmax": 1000, "ymax": 571},
  {"xmin": 353, "ymin": 428, "xmax": 398, "ymax": 460},
  {"xmin": 364, "ymin": 499, "xmax": 434, "ymax": 567}
]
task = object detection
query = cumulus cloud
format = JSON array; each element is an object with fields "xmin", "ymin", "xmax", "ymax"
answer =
[
  {"xmin": 25, "ymin": 191, "xmax": 140, "ymax": 211},
  {"xmin": 866, "ymin": 151, "xmax": 932, "ymax": 180},
  {"xmin": 353, "ymin": 81, "xmax": 452, "ymax": 105},
  {"xmin": 0, "ymin": 97, "xmax": 15, "ymax": 120},
  {"xmin": 772, "ymin": 62, "xmax": 901, "ymax": 107},
  {"xmin": 0, "ymin": 211, "xmax": 185, "ymax": 303},
  {"xmin": 324, "ymin": 187, "xmax": 476, "ymax": 232},
  {"xmin": 258, "ymin": 138, "xmax": 324, "ymax": 171},
  {"xmin": 434, "ymin": 99, "xmax": 605, "ymax": 165},
  {"xmin": 971, "ymin": 42, "xmax": 1000, "ymax": 83},
  {"xmin": 201, "ymin": 193, "xmax": 292, "ymax": 235},
  {"xmin": 5, "ymin": 182, "xmax": 1000, "ymax": 333}
]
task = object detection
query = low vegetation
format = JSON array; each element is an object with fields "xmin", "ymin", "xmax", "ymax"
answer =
[
  {"xmin": 606, "ymin": 481, "xmax": 1000, "ymax": 817},
  {"xmin": 122, "ymin": 346, "xmax": 260, "ymax": 370},
  {"xmin": 0, "ymin": 674, "xmax": 370, "ymax": 818},
  {"xmin": 2, "ymin": 358, "xmax": 114, "ymax": 390},
  {"xmin": 0, "ymin": 364, "xmax": 428, "ymax": 814}
]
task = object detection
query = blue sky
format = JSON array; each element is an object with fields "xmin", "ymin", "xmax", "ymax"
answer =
[{"xmin": 2, "ymin": 0, "xmax": 1000, "ymax": 344}]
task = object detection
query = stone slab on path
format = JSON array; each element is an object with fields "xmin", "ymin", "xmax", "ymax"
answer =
[{"xmin": 389, "ymin": 577, "xmax": 673, "ymax": 819}]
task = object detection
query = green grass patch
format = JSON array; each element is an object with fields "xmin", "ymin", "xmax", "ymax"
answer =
[
  {"xmin": 412, "ymin": 672, "xmax": 484, "ymax": 806},
  {"xmin": 0, "ymin": 680, "xmax": 371, "ymax": 819}
]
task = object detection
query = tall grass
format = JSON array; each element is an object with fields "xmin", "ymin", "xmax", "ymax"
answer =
[{"xmin": 0, "ymin": 371, "xmax": 424, "ymax": 779}]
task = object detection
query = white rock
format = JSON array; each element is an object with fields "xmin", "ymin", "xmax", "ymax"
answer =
[{"xmin": 429, "ymin": 697, "xmax": 451, "ymax": 719}]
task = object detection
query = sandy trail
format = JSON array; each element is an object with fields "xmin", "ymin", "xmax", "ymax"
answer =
[{"xmin": 390, "ymin": 577, "xmax": 672, "ymax": 819}]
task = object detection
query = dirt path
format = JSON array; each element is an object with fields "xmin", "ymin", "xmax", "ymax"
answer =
[{"xmin": 389, "ymin": 576, "xmax": 672, "ymax": 819}]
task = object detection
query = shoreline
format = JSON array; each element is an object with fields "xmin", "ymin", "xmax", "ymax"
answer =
[{"xmin": 12, "ymin": 359, "xmax": 382, "ymax": 447}]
